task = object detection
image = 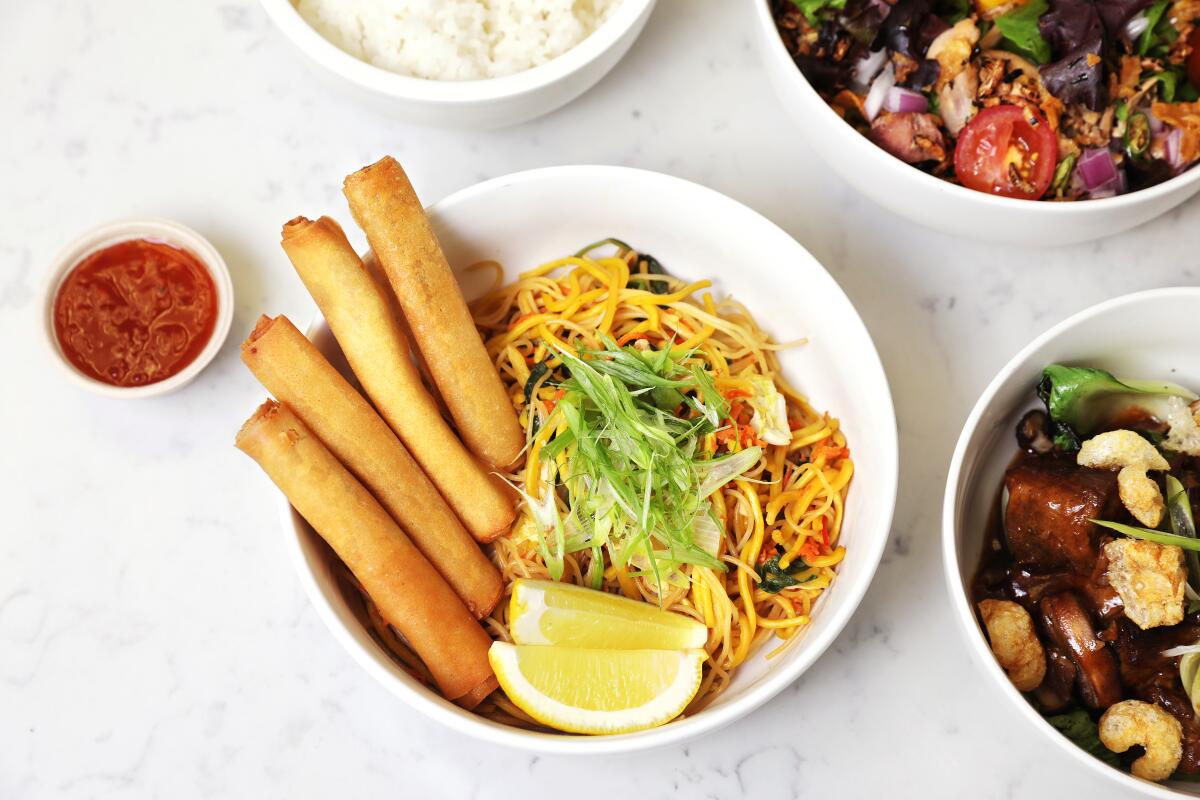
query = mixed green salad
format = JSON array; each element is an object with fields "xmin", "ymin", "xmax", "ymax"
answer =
[{"xmin": 773, "ymin": 0, "xmax": 1200, "ymax": 199}]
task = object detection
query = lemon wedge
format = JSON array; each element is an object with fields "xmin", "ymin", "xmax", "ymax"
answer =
[
  {"xmin": 508, "ymin": 579, "xmax": 709, "ymax": 650},
  {"xmin": 488, "ymin": 642, "xmax": 706, "ymax": 734}
]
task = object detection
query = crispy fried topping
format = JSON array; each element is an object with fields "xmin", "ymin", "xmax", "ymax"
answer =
[{"xmin": 1153, "ymin": 101, "xmax": 1200, "ymax": 162}]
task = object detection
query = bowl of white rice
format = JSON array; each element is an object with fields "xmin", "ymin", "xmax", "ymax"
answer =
[{"xmin": 260, "ymin": 0, "xmax": 657, "ymax": 128}]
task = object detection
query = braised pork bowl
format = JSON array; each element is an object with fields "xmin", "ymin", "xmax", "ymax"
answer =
[{"xmin": 944, "ymin": 288, "xmax": 1200, "ymax": 795}]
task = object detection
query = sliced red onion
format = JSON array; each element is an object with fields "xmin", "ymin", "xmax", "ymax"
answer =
[
  {"xmin": 864, "ymin": 63, "xmax": 896, "ymax": 122},
  {"xmin": 1077, "ymin": 147, "xmax": 1118, "ymax": 191},
  {"xmin": 884, "ymin": 86, "xmax": 928, "ymax": 113},
  {"xmin": 1124, "ymin": 11, "xmax": 1150, "ymax": 41},
  {"xmin": 1146, "ymin": 106, "xmax": 1164, "ymax": 135},
  {"xmin": 1165, "ymin": 127, "xmax": 1186, "ymax": 169},
  {"xmin": 1152, "ymin": 131, "xmax": 1169, "ymax": 161},
  {"xmin": 1089, "ymin": 169, "xmax": 1127, "ymax": 199},
  {"xmin": 852, "ymin": 49, "xmax": 889, "ymax": 91}
]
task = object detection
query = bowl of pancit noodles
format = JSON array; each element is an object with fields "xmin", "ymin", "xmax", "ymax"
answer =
[{"xmin": 279, "ymin": 165, "xmax": 899, "ymax": 753}]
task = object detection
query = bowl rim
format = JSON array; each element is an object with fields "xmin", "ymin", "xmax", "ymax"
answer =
[
  {"xmin": 749, "ymin": 0, "xmax": 1200, "ymax": 215},
  {"xmin": 258, "ymin": 0, "xmax": 657, "ymax": 104},
  {"xmin": 941, "ymin": 286, "xmax": 1200, "ymax": 798},
  {"xmin": 39, "ymin": 217, "xmax": 235, "ymax": 399},
  {"xmin": 277, "ymin": 163, "xmax": 900, "ymax": 754}
]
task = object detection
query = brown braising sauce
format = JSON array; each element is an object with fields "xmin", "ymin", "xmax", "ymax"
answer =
[{"xmin": 971, "ymin": 434, "xmax": 1200, "ymax": 774}]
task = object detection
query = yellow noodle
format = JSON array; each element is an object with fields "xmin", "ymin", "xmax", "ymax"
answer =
[{"xmin": 353, "ymin": 244, "xmax": 854, "ymax": 731}]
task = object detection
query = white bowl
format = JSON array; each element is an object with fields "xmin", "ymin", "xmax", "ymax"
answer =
[
  {"xmin": 40, "ymin": 218, "xmax": 234, "ymax": 399},
  {"xmin": 277, "ymin": 165, "xmax": 899, "ymax": 753},
  {"xmin": 258, "ymin": 0, "xmax": 656, "ymax": 128},
  {"xmin": 943, "ymin": 287, "xmax": 1200, "ymax": 797},
  {"xmin": 750, "ymin": 2, "xmax": 1200, "ymax": 246}
]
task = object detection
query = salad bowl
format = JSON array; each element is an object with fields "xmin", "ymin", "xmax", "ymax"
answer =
[{"xmin": 751, "ymin": 0, "xmax": 1200, "ymax": 246}]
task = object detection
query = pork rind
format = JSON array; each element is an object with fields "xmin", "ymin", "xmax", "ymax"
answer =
[
  {"xmin": 1103, "ymin": 539, "xmax": 1186, "ymax": 630},
  {"xmin": 978, "ymin": 599, "xmax": 1047, "ymax": 691},
  {"xmin": 1152, "ymin": 101, "xmax": 1200, "ymax": 163},
  {"xmin": 1164, "ymin": 396, "xmax": 1200, "ymax": 456},
  {"xmin": 1078, "ymin": 430, "xmax": 1169, "ymax": 527},
  {"xmin": 1077, "ymin": 430, "xmax": 1169, "ymax": 472}
]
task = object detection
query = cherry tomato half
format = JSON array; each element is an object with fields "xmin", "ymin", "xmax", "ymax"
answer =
[
  {"xmin": 1188, "ymin": 28, "xmax": 1200, "ymax": 91},
  {"xmin": 954, "ymin": 105, "xmax": 1058, "ymax": 200}
]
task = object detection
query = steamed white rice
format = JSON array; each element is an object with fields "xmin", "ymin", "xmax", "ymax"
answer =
[{"xmin": 295, "ymin": 0, "xmax": 622, "ymax": 81}]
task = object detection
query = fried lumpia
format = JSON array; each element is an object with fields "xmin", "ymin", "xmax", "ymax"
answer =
[
  {"xmin": 235, "ymin": 400, "xmax": 497, "ymax": 707},
  {"xmin": 241, "ymin": 314, "xmax": 502, "ymax": 618},
  {"xmin": 342, "ymin": 156, "xmax": 524, "ymax": 469},
  {"xmin": 280, "ymin": 216, "xmax": 514, "ymax": 542}
]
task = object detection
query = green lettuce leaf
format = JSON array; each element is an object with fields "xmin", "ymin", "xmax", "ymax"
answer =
[{"xmin": 996, "ymin": 0, "xmax": 1052, "ymax": 65}]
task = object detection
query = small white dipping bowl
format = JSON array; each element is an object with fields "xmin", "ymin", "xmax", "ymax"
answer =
[
  {"xmin": 750, "ymin": 1, "xmax": 1200, "ymax": 246},
  {"xmin": 41, "ymin": 218, "xmax": 234, "ymax": 399},
  {"xmin": 278, "ymin": 165, "xmax": 899, "ymax": 753},
  {"xmin": 943, "ymin": 287, "xmax": 1200, "ymax": 797},
  {"xmin": 258, "ymin": 0, "xmax": 657, "ymax": 128}
]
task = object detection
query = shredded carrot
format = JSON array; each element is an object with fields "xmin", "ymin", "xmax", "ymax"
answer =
[
  {"xmin": 799, "ymin": 537, "xmax": 823, "ymax": 562},
  {"xmin": 715, "ymin": 424, "xmax": 764, "ymax": 449},
  {"xmin": 616, "ymin": 330, "xmax": 651, "ymax": 346},
  {"xmin": 543, "ymin": 388, "xmax": 566, "ymax": 415},
  {"xmin": 814, "ymin": 445, "xmax": 848, "ymax": 463},
  {"xmin": 507, "ymin": 312, "xmax": 534, "ymax": 331}
]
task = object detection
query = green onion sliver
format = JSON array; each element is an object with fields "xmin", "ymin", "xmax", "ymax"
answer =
[
  {"xmin": 1092, "ymin": 519, "xmax": 1200, "ymax": 551},
  {"xmin": 1167, "ymin": 474, "xmax": 1200, "ymax": 589}
]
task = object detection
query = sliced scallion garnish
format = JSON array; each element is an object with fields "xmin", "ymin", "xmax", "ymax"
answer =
[
  {"xmin": 522, "ymin": 338, "xmax": 767, "ymax": 595},
  {"xmin": 1092, "ymin": 518, "xmax": 1200, "ymax": 551}
]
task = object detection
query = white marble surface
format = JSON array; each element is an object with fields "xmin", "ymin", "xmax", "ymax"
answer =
[{"xmin": 3, "ymin": 1, "xmax": 1199, "ymax": 797}]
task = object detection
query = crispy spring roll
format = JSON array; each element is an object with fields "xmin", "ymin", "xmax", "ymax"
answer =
[
  {"xmin": 342, "ymin": 156, "xmax": 524, "ymax": 469},
  {"xmin": 235, "ymin": 400, "xmax": 497, "ymax": 707},
  {"xmin": 241, "ymin": 314, "xmax": 502, "ymax": 618},
  {"xmin": 362, "ymin": 251, "xmax": 446, "ymax": 417},
  {"xmin": 280, "ymin": 216, "xmax": 515, "ymax": 542}
]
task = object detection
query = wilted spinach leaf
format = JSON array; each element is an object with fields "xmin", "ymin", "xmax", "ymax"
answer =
[
  {"xmin": 1046, "ymin": 710, "xmax": 1123, "ymax": 769},
  {"xmin": 524, "ymin": 360, "xmax": 555, "ymax": 405},
  {"xmin": 630, "ymin": 252, "xmax": 670, "ymax": 295},
  {"xmin": 757, "ymin": 546, "xmax": 817, "ymax": 594}
]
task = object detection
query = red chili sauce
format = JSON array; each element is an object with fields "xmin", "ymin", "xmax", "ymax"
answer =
[{"xmin": 53, "ymin": 239, "xmax": 218, "ymax": 387}]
